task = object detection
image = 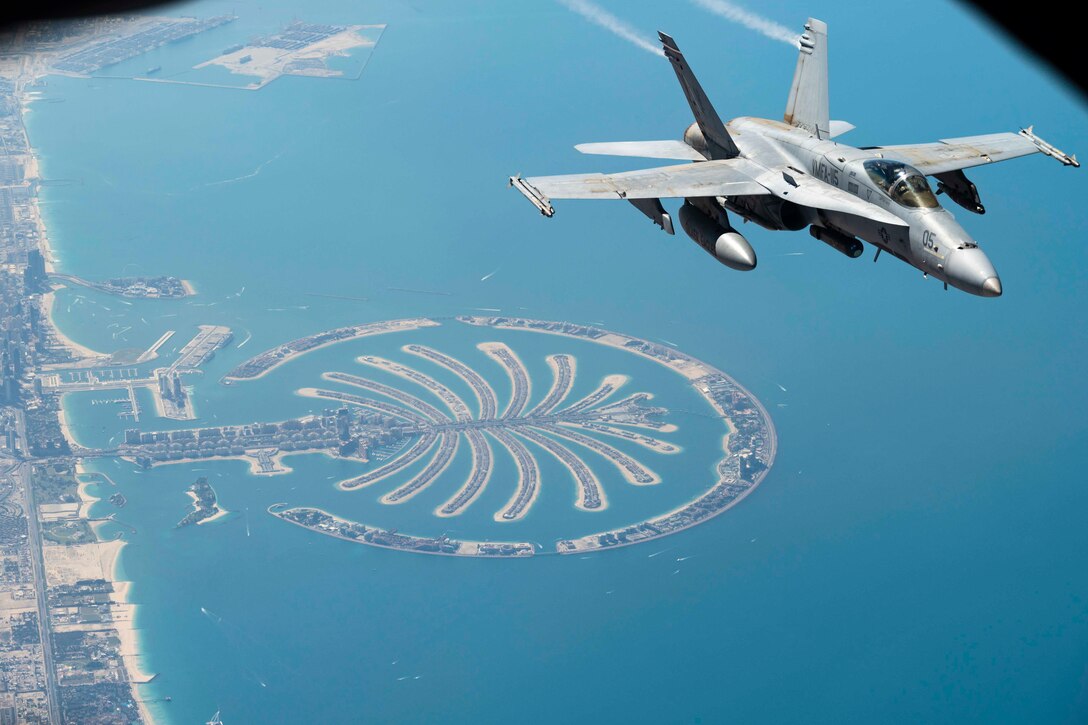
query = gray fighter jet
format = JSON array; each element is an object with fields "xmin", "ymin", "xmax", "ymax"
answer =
[{"xmin": 509, "ymin": 19, "xmax": 1078, "ymax": 297}]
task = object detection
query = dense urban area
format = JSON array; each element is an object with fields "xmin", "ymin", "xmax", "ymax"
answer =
[{"xmin": 0, "ymin": 13, "xmax": 253, "ymax": 724}]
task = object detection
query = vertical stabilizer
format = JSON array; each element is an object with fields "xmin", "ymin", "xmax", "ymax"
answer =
[
  {"xmin": 659, "ymin": 31, "xmax": 740, "ymax": 160},
  {"xmin": 784, "ymin": 18, "xmax": 829, "ymax": 139}
]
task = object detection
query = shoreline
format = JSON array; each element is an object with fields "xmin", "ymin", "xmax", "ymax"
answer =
[
  {"xmin": 34, "ymin": 57, "xmax": 157, "ymax": 714},
  {"xmin": 184, "ymin": 486, "xmax": 232, "ymax": 525},
  {"xmin": 478, "ymin": 342, "xmax": 533, "ymax": 418},
  {"xmin": 118, "ymin": 449, "xmax": 344, "ymax": 477},
  {"xmin": 222, "ymin": 317, "xmax": 440, "ymax": 382},
  {"xmin": 73, "ymin": 462, "xmax": 158, "ymax": 725},
  {"xmin": 42, "ymin": 290, "xmax": 110, "ymax": 361},
  {"xmin": 57, "ymin": 403, "xmax": 77, "ymax": 448},
  {"xmin": 270, "ymin": 505, "xmax": 535, "ymax": 558}
]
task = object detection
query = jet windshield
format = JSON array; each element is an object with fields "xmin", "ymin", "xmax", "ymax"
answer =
[{"xmin": 863, "ymin": 160, "xmax": 939, "ymax": 209}]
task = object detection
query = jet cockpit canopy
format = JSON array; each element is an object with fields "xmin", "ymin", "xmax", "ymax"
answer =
[{"xmin": 863, "ymin": 159, "xmax": 939, "ymax": 209}]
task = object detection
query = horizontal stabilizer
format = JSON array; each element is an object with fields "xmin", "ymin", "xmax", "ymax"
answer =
[{"xmin": 575, "ymin": 140, "xmax": 705, "ymax": 161}]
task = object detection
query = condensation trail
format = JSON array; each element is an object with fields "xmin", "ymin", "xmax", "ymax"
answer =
[
  {"xmin": 690, "ymin": 0, "xmax": 800, "ymax": 47},
  {"xmin": 557, "ymin": 0, "xmax": 663, "ymax": 56}
]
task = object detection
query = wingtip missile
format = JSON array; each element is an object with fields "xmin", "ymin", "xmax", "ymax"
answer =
[
  {"xmin": 1019, "ymin": 126, "xmax": 1080, "ymax": 167},
  {"xmin": 509, "ymin": 176, "xmax": 554, "ymax": 217}
]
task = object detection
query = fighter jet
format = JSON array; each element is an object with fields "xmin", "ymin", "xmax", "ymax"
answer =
[{"xmin": 509, "ymin": 19, "xmax": 1078, "ymax": 297}]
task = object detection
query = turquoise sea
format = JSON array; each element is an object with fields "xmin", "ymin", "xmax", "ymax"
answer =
[{"xmin": 29, "ymin": 1, "xmax": 1088, "ymax": 722}]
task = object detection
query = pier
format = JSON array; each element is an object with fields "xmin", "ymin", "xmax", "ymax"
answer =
[
  {"xmin": 44, "ymin": 325, "xmax": 232, "ymax": 421},
  {"xmin": 137, "ymin": 330, "xmax": 175, "ymax": 363}
]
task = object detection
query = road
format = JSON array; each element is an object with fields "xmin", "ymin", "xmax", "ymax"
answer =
[{"xmin": 10, "ymin": 408, "xmax": 61, "ymax": 723}]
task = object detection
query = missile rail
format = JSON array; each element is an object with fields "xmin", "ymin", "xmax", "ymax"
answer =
[{"xmin": 509, "ymin": 175, "xmax": 555, "ymax": 217}]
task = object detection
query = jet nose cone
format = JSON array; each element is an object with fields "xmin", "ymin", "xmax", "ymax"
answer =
[
  {"xmin": 980, "ymin": 276, "xmax": 1003, "ymax": 297},
  {"xmin": 943, "ymin": 246, "xmax": 1001, "ymax": 297}
]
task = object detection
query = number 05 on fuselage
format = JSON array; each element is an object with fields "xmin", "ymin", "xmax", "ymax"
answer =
[{"xmin": 510, "ymin": 19, "xmax": 1078, "ymax": 297}]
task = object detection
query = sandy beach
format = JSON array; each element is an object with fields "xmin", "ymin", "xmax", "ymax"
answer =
[
  {"xmin": 487, "ymin": 430, "xmax": 542, "ymax": 522},
  {"xmin": 41, "ymin": 290, "xmax": 110, "ymax": 361},
  {"xmin": 434, "ymin": 430, "xmax": 493, "ymax": 518},
  {"xmin": 542, "ymin": 424, "xmax": 661, "ymax": 486},
  {"xmin": 224, "ymin": 317, "xmax": 440, "ymax": 382},
  {"xmin": 402, "ymin": 344, "xmax": 500, "ymax": 419},
  {"xmin": 57, "ymin": 404, "xmax": 78, "ymax": 448},
  {"xmin": 559, "ymin": 420, "xmax": 681, "ymax": 453},
  {"xmin": 72, "ymin": 467, "xmax": 157, "ymax": 720},
  {"xmin": 528, "ymin": 354, "xmax": 577, "ymax": 416},
  {"xmin": 184, "ymin": 485, "xmax": 232, "ymax": 525},
  {"xmin": 41, "ymin": 532, "xmax": 157, "ymax": 722},
  {"xmin": 120, "ymin": 449, "xmax": 311, "ymax": 477},
  {"xmin": 356, "ymin": 354, "xmax": 472, "ymax": 420},
  {"xmin": 379, "ymin": 433, "xmax": 459, "ymax": 505}
]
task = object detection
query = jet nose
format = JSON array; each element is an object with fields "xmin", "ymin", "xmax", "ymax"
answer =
[
  {"xmin": 980, "ymin": 276, "xmax": 1003, "ymax": 297},
  {"xmin": 943, "ymin": 246, "xmax": 1001, "ymax": 298}
]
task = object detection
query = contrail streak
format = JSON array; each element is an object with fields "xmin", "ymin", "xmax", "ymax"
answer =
[
  {"xmin": 690, "ymin": 0, "xmax": 799, "ymax": 47},
  {"xmin": 557, "ymin": 0, "xmax": 663, "ymax": 56}
]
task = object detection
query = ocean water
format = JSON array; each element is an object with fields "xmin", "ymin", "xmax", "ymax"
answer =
[{"xmin": 28, "ymin": 0, "xmax": 1088, "ymax": 723}]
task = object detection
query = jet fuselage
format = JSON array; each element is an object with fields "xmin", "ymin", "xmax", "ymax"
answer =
[{"xmin": 725, "ymin": 117, "xmax": 1001, "ymax": 296}]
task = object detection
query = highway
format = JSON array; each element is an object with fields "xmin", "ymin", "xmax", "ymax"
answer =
[{"xmin": 10, "ymin": 409, "xmax": 61, "ymax": 724}]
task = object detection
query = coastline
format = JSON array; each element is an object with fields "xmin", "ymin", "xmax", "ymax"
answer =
[
  {"xmin": 222, "ymin": 317, "xmax": 441, "ymax": 382},
  {"xmin": 42, "ymin": 290, "xmax": 110, "ymax": 361},
  {"xmin": 121, "ymin": 451, "xmax": 302, "ymax": 476},
  {"xmin": 269, "ymin": 505, "xmax": 535, "ymax": 558},
  {"xmin": 31, "ymin": 73, "xmax": 157, "ymax": 717},
  {"xmin": 73, "ymin": 463, "xmax": 158, "ymax": 724},
  {"xmin": 184, "ymin": 486, "xmax": 232, "ymax": 525}
]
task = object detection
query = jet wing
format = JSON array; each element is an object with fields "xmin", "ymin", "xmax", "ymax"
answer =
[
  {"xmin": 875, "ymin": 130, "xmax": 1073, "ymax": 175},
  {"xmin": 515, "ymin": 157, "xmax": 908, "ymax": 228},
  {"xmin": 522, "ymin": 158, "xmax": 767, "ymax": 200},
  {"xmin": 575, "ymin": 140, "xmax": 706, "ymax": 161}
]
